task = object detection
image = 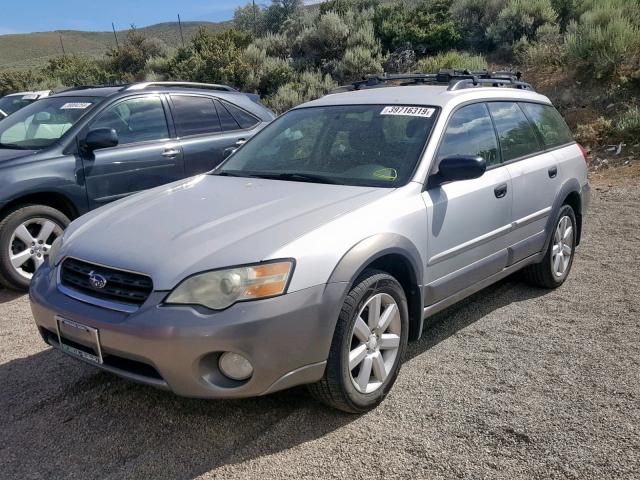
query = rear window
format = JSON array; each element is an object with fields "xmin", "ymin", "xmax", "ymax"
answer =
[
  {"xmin": 171, "ymin": 95, "xmax": 221, "ymax": 137},
  {"xmin": 487, "ymin": 102, "xmax": 542, "ymax": 162},
  {"xmin": 520, "ymin": 102, "xmax": 574, "ymax": 147}
]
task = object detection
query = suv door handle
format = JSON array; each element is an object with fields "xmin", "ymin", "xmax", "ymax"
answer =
[
  {"xmin": 161, "ymin": 148, "xmax": 180, "ymax": 158},
  {"xmin": 548, "ymin": 166, "xmax": 558, "ymax": 178},
  {"xmin": 494, "ymin": 183, "xmax": 508, "ymax": 198},
  {"xmin": 235, "ymin": 138, "xmax": 247, "ymax": 147}
]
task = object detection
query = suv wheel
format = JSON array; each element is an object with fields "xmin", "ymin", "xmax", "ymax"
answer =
[
  {"xmin": 308, "ymin": 269, "xmax": 409, "ymax": 413},
  {"xmin": 0, "ymin": 205, "xmax": 69, "ymax": 290},
  {"xmin": 524, "ymin": 204, "xmax": 577, "ymax": 289}
]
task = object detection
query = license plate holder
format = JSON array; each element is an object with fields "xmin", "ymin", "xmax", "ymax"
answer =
[{"xmin": 55, "ymin": 316, "xmax": 103, "ymax": 365}]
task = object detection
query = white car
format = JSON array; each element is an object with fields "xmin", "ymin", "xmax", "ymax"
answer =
[{"xmin": 0, "ymin": 90, "xmax": 52, "ymax": 119}]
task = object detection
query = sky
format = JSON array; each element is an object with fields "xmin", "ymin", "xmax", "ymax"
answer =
[{"xmin": 0, "ymin": 0, "xmax": 260, "ymax": 35}]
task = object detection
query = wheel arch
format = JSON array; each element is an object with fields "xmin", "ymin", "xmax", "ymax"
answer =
[
  {"xmin": 0, "ymin": 191, "xmax": 79, "ymax": 222},
  {"xmin": 328, "ymin": 234, "xmax": 425, "ymax": 342},
  {"xmin": 544, "ymin": 179, "xmax": 583, "ymax": 252}
]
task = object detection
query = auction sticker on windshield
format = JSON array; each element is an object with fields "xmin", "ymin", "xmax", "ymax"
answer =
[
  {"xmin": 60, "ymin": 102, "xmax": 93, "ymax": 110},
  {"xmin": 380, "ymin": 106, "xmax": 435, "ymax": 117}
]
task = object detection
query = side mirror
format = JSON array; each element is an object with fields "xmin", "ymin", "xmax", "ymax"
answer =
[
  {"xmin": 84, "ymin": 128, "xmax": 118, "ymax": 151},
  {"xmin": 436, "ymin": 155, "xmax": 486, "ymax": 183}
]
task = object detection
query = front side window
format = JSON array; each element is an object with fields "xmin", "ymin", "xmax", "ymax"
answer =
[
  {"xmin": 217, "ymin": 104, "xmax": 438, "ymax": 187},
  {"xmin": 520, "ymin": 102, "xmax": 574, "ymax": 147},
  {"xmin": 91, "ymin": 96, "xmax": 169, "ymax": 145},
  {"xmin": 436, "ymin": 103, "xmax": 500, "ymax": 166},
  {"xmin": 487, "ymin": 102, "xmax": 542, "ymax": 161},
  {"xmin": 171, "ymin": 95, "xmax": 221, "ymax": 137},
  {"xmin": 0, "ymin": 96, "xmax": 100, "ymax": 150}
]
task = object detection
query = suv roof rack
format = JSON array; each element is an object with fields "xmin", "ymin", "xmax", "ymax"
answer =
[
  {"xmin": 124, "ymin": 81, "xmax": 237, "ymax": 92},
  {"xmin": 332, "ymin": 70, "xmax": 534, "ymax": 93},
  {"xmin": 55, "ymin": 84, "xmax": 127, "ymax": 93}
]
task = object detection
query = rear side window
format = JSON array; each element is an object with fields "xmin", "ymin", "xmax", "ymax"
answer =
[
  {"xmin": 520, "ymin": 102, "xmax": 574, "ymax": 147},
  {"xmin": 220, "ymin": 100, "xmax": 260, "ymax": 129},
  {"xmin": 437, "ymin": 103, "xmax": 500, "ymax": 166},
  {"xmin": 487, "ymin": 102, "xmax": 541, "ymax": 161},
  {"xmin": 214, "ymin": 99, "xmax": 241, "ymax": 131},
  {"xmin": 171, "ymin": 95, "xmax": 221, "ymax": 137}
]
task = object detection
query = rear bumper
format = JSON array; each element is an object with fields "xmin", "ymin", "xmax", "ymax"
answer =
[{"xmin": 30, "ymin": 263, "xmax": 347, "ymax": 398}]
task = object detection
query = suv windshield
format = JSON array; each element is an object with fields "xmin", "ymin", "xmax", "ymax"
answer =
[
  {"xmin": 217, "ymin": 104, "xmax": 438, "ymax": 187},
  {"xmin": 0, "ymin": 96, "xmax": 101, "ymax": 150},
  {"xmin": 0, "ymin": 95, "xmax": 33, "ymax": 116}
]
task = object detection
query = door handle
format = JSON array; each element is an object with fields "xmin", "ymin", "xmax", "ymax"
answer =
[
  {"xmin": 494, "ymin": 183, "xmax": 508, "ymax": 199},
  {"xmin": 235, "ymin": 138, "xmax": 247, "ymax": 147},
  {"xmin": 161, "ymin": 148, "xmax": 180, "ymax": 158},
  {"xmin": 548, "ymin": 166, "xmax": 558, "ymax": 178}
]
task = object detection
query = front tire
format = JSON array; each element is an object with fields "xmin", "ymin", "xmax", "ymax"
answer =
[
  {"xmin": 0, "ymin": 205, "xmax": 69, "ymax": 290},
  {"xmin": 308, "ymin": 269, "xmax": 409, "ymax": 413},
  {"xmin": 523, "ymin": 204, "xmax": 577, "ymax": 289}
]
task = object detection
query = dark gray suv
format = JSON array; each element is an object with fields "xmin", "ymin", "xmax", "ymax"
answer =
[{"xmin": 0, "ymin": 82, "xmax": 275, "ymax": 289}]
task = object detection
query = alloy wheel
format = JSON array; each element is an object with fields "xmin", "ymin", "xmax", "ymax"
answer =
[
  {"xmin": 8, "ymin": 218, "xmax": 62, "ymax": 281},
  {"xmin": 551, "ymin": 215, "xmax": 573, "ymax": 278},
  {"xmin": 348, "ymin": 292, "xmax": 402, "ymax": 394}
]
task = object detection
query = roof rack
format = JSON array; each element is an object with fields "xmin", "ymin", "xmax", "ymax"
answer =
[
  {"xmin": 124, "ymin": 82, "xmax": 237, "ymax": 92},
  {"xmin": 332, "ymin": 70, "xmax": 534, "ymax": 93},
  {"xmin": 55, "ymin": 84, "xmax": 127, "ymax": 93}
]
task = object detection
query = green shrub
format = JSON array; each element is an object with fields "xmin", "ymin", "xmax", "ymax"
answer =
[
  {"xmin": 417, "ymin": 51, "xmax": 488, "ymax": 73},
  {"xmin": 266, "ymin": 70, "xmax": 337, "ymax": 113},
  {"xmin": 104, "ymin": 27, "xmax": 164, "ymax": 82},
  {"xmin": 487, "ymin": 0, "xmax": 557, "ymax": 50},
  {"xmin": 516, "ymin": 24, "xmax": 566, "ymax": 69},
  {"xmin": 336, "ymin": 46, "xmax": 384, "ymax": 82},
  {"xmin": 251, "ymin": 32, "xmax": 291, "ymax": 58},
  {"xmin": 616, "ymin": 106, "xmax": 640, "ymax": 141},
  {"xmin": 450, "ymin": 0, "xmax": 508, "ymax": 49},
  {"xmin": 0, "ymin": 69, "xmax": 44, "ymax": 96},
  {"xmin": 565, "ymin": 6, "xmax": 640, "ymax": 79},
  {"xmin": 43, "ymin": 55, "xmax": 112, "ymax": 87}
]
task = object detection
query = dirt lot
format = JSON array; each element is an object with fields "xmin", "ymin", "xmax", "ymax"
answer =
[{"xmin": 1, "ymin": 167, "xmax": 638, "ymax": 480}]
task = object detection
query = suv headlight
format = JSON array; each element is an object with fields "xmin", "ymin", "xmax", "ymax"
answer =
[{"xmin": 165, "ymin": 260, "xmax": 294, "ymax": 310}]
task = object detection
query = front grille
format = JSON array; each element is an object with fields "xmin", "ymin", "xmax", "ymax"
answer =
[{"xmin": 60, "ymin": 258, "xmax": 153, "ymax": 307}]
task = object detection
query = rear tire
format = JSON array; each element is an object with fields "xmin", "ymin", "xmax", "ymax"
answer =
[
  {"xmin": 308, "ymin": 269, "xmax": 409, "ymax": 413},
  {"xmin": 0, "ymin": 205, "xmax": 69, "ymax": 291},
  {"xmin": 523, "ymin": 204, "xmax": 576, "ymax": 289}
]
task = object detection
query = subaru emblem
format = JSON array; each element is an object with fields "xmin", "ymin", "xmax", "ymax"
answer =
[{"xmin": 88, "ymin": 271, "xmax": 107, "ymax": 289}]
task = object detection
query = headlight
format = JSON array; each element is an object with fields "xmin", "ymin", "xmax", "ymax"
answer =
[
  {"xmin": 165, "ymin": 260, "xmax": 294, "ymax": 310},
  {"xmin": 48, "ymin": 237, "xmax": 63, "ymax": 268}
]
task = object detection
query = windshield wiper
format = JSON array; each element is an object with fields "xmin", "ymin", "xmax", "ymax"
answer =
[
  {"xmin": 243, "ymin": 172, "xmax": 343, "ymax": 185},
  {"xmin": 0, "ymin": 142, "xmax": 28, "ymax": 150}
]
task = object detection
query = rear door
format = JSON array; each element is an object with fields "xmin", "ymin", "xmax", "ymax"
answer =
[
  {"xmin": 490, "ymin": 102, "xmax": 559, "ymax": 263},
  {"xmin": 422, "ymin": 102, "xmax": 513, "ymax": 305},
  {"xmin": 81, "ymin": 94, "xmax": 185, "ymax": 209},
  {"xmin": 170, "ymin": 95, "xmax": 262, "ymax": 176}
]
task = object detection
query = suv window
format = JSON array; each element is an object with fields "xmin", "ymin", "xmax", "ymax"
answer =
[
  {"xmin": 214, "ymin": 99, "xmax": 242, "ymax": 131},
  {"xmin": 171, "ymin": 95, "xmax": 221, "ymax": 137},
  {"xmin": 520, "ymin": 102, "xmax": 574, "ymax": 147},
  {"xmin": 437, "ymin": 103, "xmax": 500, "ymax": 166},
  {"xmin": 91, "ymin": 96, "xmax": 169, "ymax": 145},
  {"xmin": 487, "ymin": 102, "xmax": 541, "ymax": 162},
  {"xmin": 220, "ymin": 100, "xmax": 260, "ymax": 130}
]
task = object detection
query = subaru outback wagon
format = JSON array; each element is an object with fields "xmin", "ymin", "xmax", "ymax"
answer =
[
  {"xmin": 0, "ymin": 82, "xmax": 274, "ymax": 290},
  {"xmin": 30, "ymin": 72, "xmax": 590, "ymax": 413}
]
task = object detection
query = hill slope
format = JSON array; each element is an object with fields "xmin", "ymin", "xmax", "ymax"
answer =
[{"xmin": 0, "ymin": 21, "xmax": 231, "ymax": 70}]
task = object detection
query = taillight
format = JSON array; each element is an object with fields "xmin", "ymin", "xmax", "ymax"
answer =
[{"xmin": 578, "ymin": 143, "xmax": 590, "ymax": 165}]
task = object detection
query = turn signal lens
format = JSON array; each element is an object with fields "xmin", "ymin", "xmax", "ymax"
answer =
[
  {"xmin": 578, "ymin": 143, "xmax": 590, "ymax": 165},
  {"xmin": 165, "ymin": 260, "xmax": 294, "ymax": 310}
]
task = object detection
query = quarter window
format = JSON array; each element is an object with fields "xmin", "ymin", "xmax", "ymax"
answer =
[
  {"xmin": 171, "ymin": 95, "xmax": 221, "ymax": 137},
  {"xmin": 437, "ymin": 103, "xmax": 500, "ymax": 166},
  {"xmin": 520, "ymin": 102, "xmax": 574, "ymax": 147},
  {"xmin": 91, "ymin": 96, "xmax": 169, "ymax": 145},
  {"xmin": 221, "ymin": 100, "xmax": 260, "ymax": 130},
  {"xmin": 487, "ymin": 102, "xmax": 541, "ymax": 161},
  {"xmin": 214, "ymin": 100, "xmax": 241, "ymax": 131}
]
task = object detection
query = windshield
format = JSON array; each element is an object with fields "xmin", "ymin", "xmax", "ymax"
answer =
[
  {"xmin": 0, "ymin": 95, "xmax": 33, "ymax": 116},
  {"xmin": 217, "ymin": 104, "xmax": 438, "ymax": 187},
  {"xmin": 0, "ymin": 96, "xmax": 101, "ymax": 150}
]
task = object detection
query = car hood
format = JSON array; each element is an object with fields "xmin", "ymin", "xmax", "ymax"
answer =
[
  {"xmin": 62, "ymin": 175, "xmax": 390, "ymax": 290},
  {"xmin": 0, "ymin": 148, "xmax": 38, "ymax": 164}
]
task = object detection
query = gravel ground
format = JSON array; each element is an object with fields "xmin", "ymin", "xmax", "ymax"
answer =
[{"xmin": 1, "ymin": 171, "xmax": 638, "ymax": 479}]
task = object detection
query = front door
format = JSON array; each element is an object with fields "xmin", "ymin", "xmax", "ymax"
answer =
[
  {"xmin": 422, "ymin": 102, "xmax": 513, "ymax": 306},
  {"xmin": 81, "ymin": 94, "xmax": 185, "ymax": 209}
]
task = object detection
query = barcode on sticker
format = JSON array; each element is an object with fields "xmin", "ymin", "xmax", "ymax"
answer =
[
  {"xmin": 61, "ymin": 102, "xmax": 92, "ymax": 110},
  {"xmin": 381, "ymin": 106, "xmax": 435, "ymax": 117}
]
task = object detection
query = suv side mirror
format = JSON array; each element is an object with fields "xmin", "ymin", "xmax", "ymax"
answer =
[
  {"xmin": 84, "ymin": 128, "xmax": 118, "ymax": 151},
  {"xmin": 436, "ymin": 155, "xmax": 486, "ymax": 183}
]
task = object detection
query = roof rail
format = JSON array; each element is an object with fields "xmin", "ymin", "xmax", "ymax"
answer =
[
  {"xmin": 124, "ymin": 82, "xmax": 237, "ymax": 92},
  {"xmin": 332, "ymin": 70, "xmax": 534, "ymax": 93},
  {"xmin": 55, "ymin": 84, "xmax": 128, "ymax": 93}
]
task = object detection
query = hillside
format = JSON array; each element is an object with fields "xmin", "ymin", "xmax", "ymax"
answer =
[{"xmin": 0, "ymin": 21, "xmax": 231, "ymax": 70}]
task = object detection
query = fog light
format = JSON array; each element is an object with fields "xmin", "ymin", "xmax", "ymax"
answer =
[{"xmin": 218, "ymin": 352, "xmax": 253, "ymax": 381}]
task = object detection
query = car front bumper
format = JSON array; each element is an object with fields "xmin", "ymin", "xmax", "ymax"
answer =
[{"xmin": 30, "ymin": 263, "xmax": 348, "ymax": 398}]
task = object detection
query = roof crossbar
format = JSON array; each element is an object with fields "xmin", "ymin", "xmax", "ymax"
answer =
[
  {"xmin": 124, "ymin": 81, "xmax": 237, "ymax": 92},
  {"xmin": 334, "ymin": 70, "xmax": 534, "ymax": 93}
]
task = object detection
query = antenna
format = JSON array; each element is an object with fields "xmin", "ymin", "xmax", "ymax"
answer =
[
  {"xmin": 111, "ymin": 22, "xmax": 119, "ymax": 48},
  {"xmin": 178, "ymin": 14, "xmax": 185, "ymax": 47}
]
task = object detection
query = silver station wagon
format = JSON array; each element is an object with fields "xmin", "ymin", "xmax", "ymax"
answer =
[{"xmin": 30, "ymin": 72, "xmax": 590, "ymax": 413}]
